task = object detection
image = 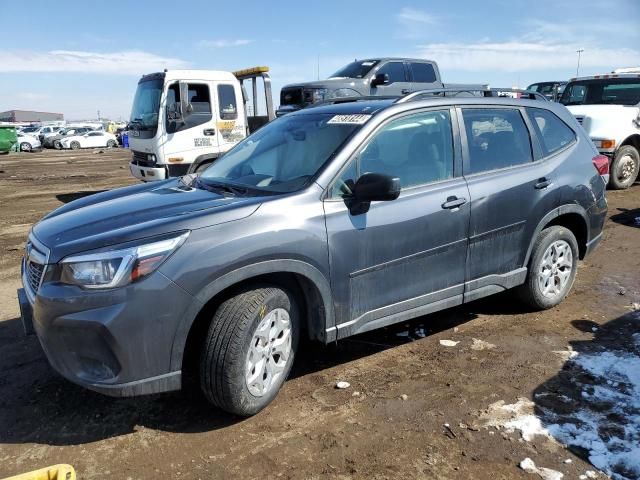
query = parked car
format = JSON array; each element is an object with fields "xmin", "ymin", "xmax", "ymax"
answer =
[
  {"xmin": 16, "ymin": 133, "xmax": 41, "ymax": 152},
  {"xmin": 277, "ymin": 57, "xmax": 485, "ymax": 115},
  {"xmin": 18, "ymin": 90, "xmax": 607, "ymax": 416},
  {"xmin": 59, "ymin": 131, "xmax": 118, "ymax": 149},
  {"xmin": 39, "ymin": 126, "xmax": 66, "ymax": 143},
  {"xmin": 527, "ymin": 81, "xmax": 567, "ymax": 101},
  {"xmin": 560, "ymin": 73, "xmax": 640, "ymax": 189},
  {"xmin": 44, "ymin": 127, "xmax": 94, "ymax": 149}
]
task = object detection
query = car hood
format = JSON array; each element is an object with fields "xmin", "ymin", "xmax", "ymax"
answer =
[
  {"xmin": 33, "ymin": 179, "xmax": 263, "ymax": 262},
  {"xmin": 282, "ymin": 78, "xmax": 368, "ymax": 91}
]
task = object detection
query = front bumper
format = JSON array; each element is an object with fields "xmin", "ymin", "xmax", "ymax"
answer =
[
  {"xmin": 22, "ymin": 268, "xmax": 195, "ymax": 397},
  {"xmin": 129, "ymin": 161, "xmax": 167, "ymax": 182}
]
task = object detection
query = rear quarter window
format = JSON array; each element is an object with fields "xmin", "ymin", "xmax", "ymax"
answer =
[{"xmin": 526, "ymin": 108, "xmax": 576, "ymax": 156}]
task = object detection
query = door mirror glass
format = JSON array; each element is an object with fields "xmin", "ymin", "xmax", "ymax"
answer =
[{"xmin": 371, "ymin": 73, "xmax": 390, "ymax": 87}]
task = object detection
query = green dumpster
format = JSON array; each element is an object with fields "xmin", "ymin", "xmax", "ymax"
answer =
[{"xmin": 0, "ymin": 125, "xmax": 17, "ymax": 154}]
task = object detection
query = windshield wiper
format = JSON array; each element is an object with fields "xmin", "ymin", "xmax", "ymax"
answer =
[{"xmin": 195, "ymin": 178, "xmax": 251, "ymax": 196}]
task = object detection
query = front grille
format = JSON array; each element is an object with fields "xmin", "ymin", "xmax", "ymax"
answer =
[
  {"xmin": 280, "ymin": 87, "xmax": 303, "ymax": 106},
  {"xmin": 23, "ymin": 237, "xmax": 49, "ymax": 298},
  {"xmin": 26, "ymin": 260, "xmax": 45, "ymax": 293},
  {"xmin": 574, "ymin": 115, "xmax": 585, "ymax": 125},
  {"xmin": 131, "ymin": 150, "xmax": 155, "ymax": 167}
]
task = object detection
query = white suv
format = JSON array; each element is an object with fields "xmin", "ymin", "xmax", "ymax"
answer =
[{"xmin": 560, "ymin": 73, "xmax": 640, "ymax": 189}]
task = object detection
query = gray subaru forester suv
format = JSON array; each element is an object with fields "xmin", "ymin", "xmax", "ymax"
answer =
[{"xmin": 19, "ymin": 90, "xmax": 608, "ymax": 416}]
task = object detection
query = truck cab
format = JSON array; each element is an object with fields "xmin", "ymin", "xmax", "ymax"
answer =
[
  {"xmin": 560, "ymin": 73, "xmax": 640, "ymax": 189},
  {"xmin": 129, "ymin": 67, "xmax": 273, "ymax": 182}
]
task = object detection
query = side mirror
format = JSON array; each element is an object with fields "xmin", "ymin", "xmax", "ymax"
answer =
[
  {"xmin": 348, "ymin": 173, "xmax": 400, "ymax": 214},
  {"xmin": 371, "ymin": 73, "xmax": 390, "ymax": 87}
]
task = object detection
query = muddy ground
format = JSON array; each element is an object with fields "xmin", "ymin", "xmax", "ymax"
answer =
[{"xmin": 0, "ymin": 149, "xmax": 638, "ymax": 479}]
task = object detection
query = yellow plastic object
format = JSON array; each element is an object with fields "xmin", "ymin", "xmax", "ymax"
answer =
[
  {"xmin": 2, "ymin": 465, "xmax": 75, "ymax": 480},
  {"xmin": 233, "ymin": 66, "xmax": 270, "ymax": 78}
]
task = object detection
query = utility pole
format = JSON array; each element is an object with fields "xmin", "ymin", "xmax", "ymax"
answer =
[
  {"xmin": 97, "ymin": 110, "xmax": 101, "ymax": 121},
  {"xmin": 576, "ymin": 49, "xmax": 584, "ymax": 77}
]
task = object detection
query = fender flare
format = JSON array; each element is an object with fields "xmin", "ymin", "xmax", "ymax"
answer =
[
  {"xmin": 523, "ymin": 204, "xmax": 590, "ymax": 267},
  {"xmin": 169, "ymin": 259, "xmax": 335, "ymax": 371},
  {"xmin": 187, "ymin": 153, "xmax": 220, "ymax": 174}
]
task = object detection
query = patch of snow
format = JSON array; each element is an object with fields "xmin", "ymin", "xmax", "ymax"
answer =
[
  {"xmin": 471, "ymin": 338, "xmax": 496, "ymax": 350},
  {"xmin": 439, "ymin": 339, "xmax": 459, "ymax": 347},
  {"xmin": 519, "ymin": 457, "xmax": 564, "ymax": 480},
  {"xmin": 335, "ymin": 381, "xmax": 350, "ymax": 389}
]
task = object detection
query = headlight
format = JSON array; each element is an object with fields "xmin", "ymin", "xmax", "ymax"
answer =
[
  {"xmin": 311, "ymin": 88, "xmax": 328, "ymax": 103},
  {"xmin": 325, "ymin": 88, "xmax": 361, "ymax": 99},
  {"xmin": 59, "ymin": 232, "xmax": 189, "ymax": 289},
  {"xmin": 147, "ymin": 154, "xmax": 156, "ymax": 163}
]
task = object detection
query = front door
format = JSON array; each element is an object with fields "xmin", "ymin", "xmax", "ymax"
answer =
[
  {"xmin": 369, "ymin": 61, "xmax": 413, "ymax": 97},
  {"xmin": 458, "ymin": 106, "xmax": 559, "ymax": 294},
  {"xmin": 163, "ymin": 81, "xmax": 220, "ymax": 164},
  {"xmin": 324, "ymin": 109, "xmax": 470, "ymax": 337}
]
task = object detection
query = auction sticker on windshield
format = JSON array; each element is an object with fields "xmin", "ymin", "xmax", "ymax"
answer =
[{"xmin": 327, "ymin": 114, "xmax": 371, "ymax": 125}]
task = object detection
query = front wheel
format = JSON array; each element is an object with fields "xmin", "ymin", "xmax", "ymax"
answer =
[
  {"xmin": 200, "ymin": 286, "xmax": 299, "ymax": 416},
  {"xmin": 20, "ymin": 142, "xmax": 31, "ymax": 152},
  {"xmin": 70, "ymin": 141, "xmax": 80, "ymax": 150},
  {"xmin": 609, "ymin": 145, "xmax": 639, "ymax": 190},
  {"xmin": 106, "ymin": 140, "xmax": 116, "ymax": 148},
  {"xmin": 517, "ymin": 226, "xmax": 579, "ymax": 310}
]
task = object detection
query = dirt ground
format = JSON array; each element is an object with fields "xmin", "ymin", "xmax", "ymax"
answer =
[{"xmin": 0, "ymin": 149, "xmax": 638, "ymax": 479}]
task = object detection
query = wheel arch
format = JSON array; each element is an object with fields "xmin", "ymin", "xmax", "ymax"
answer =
[
  {"xmin": 171, "ymin": 259, "xmax": 335, "ymax": 375},
  {"xmin": 187, "ymin": 153, "xmax": 220, "ymax": 174},
  {"xmin": 619, "ymin": 133, "xmax": 640, "ymax": 152},
  {"xmin": 524, "ymin": 205, "xmax": 590, "ymax": 266}
]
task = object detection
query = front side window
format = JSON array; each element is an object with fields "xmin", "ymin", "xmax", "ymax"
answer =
[
  {"xmin": 375, "ymin": 62, "xmax": 406, "ymax": 84},
  {"xmin": 200, "ymin": 113, "xmax": 364, "ymax": 194},
  {"xmin": 526, "ymin": 108, "xmax": 576, "ymax": 156},
  {"xmin": 218, "ymin": 84, "xmax": 238, "ymax": 120},
  {"xmin": 462, "ymin": 108, "xmax": 532, "ymax": 174},
  {"xmin": 188, "ymin": 84, "xmax": 211, "ymax": 114},
  {"xmin": 330, "ymin": 110, "xmax": 454, "ymax": 198},
  {"xmin": 329, "ymin": 60, "xmax": 380, "ymax": 79},
  {"xmin": 410, "ymin": 63, "xmax": 437, "ymax": 83}
]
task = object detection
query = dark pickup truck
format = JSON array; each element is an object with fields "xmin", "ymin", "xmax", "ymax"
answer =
[{"xmin": 277, "ymin": 57, "xmax": 485, "ymax": 115}]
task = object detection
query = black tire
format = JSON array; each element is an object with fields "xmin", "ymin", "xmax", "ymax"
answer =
[
  {"xmin": 200, "ymin": 286, "xmax": 299, "ymax": 416},
  {"xmin": 106, "ymin": 140, "xmax": 116, "ymax": 148},
  {"xmin": 20, "ymin": 142, "xmax": 31, "ymax": 152},
  {"xmin": 517, "ymin": 226, "xmax": 579, "ymax": 310},
  {"xmin": 54, "ymin": 140, "xmax": 62, "ymax": 150},
  {"xmin": 609, "ymin": 145, "xmax": 639, "ymax": 190},
  {"xmin": 70, "ymin": 141, "xmax": 80, "ymax": 150}
]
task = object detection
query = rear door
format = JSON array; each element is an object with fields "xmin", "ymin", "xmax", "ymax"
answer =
[
  {"xmin": 408, "ymin": 61, "xmax": 441, "ymax": 93},
  {"xmin": 458, "ymin": 106, "xmax": 559, "ymax": 297},
  {"xmin": 324, "ymin": 108, "xmax": 470, "ymax": 335}
]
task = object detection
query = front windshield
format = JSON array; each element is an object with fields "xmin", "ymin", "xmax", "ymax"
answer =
[
  {"xmin": 560, "ymin": 78, "xmax": 640, "ymax": 106},
  {"xmin": 130, "ymin": 78, "xmax": 163, "ymax": 131},
  {"xmin": 329, "ymin": 60, "xmax": 379, "ymax": 79},
  {"xmin": 200, "ymin": 113, "xmax": 367, "ymax": 194}
]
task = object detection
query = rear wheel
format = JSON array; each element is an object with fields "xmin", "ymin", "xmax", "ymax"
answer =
[
  {"xmin": 19, "ymin": 142, "xmax": 31, "ymax": 152},
  {"xmin": 200, "ymin": 286, "xmax": 299, "ymax": 416},
  {"xmin": 517, "ymin": 226, "xmax": 578, "ymax": 310},
  {"xmin": 70, "ymin": 141, "xmax": 80, "ymax": 150},
  {"xmin": 609, "ymin": 145, "xmax": 639, "ymax": 190},
  {"xmin": 53, "ymin": 140, "xmax": 62, "ymax": 150}
]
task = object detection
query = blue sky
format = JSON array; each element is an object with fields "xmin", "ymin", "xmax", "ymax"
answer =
[{"xmin": 1, "ymin": 0, "xmax": 638, "ymax": 120}]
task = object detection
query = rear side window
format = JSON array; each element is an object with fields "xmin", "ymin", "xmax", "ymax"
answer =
[
  {"xmin": 462, "ymin": 108, "xmax": 533, "ymax": 174},
  {"xmin": 410, "ymin": 63, "xmax": 437, "ymax": 83},
  {"xmin": 375, "ymin": 62, "xmax": 406, "ymax": 84},
  {"xmin": 218, "ymin": 84, "xmax": 238, "ymax": 120},
  {"xmin": 526, "ymin": 108, "xmax": 576, "ymax": 156}
]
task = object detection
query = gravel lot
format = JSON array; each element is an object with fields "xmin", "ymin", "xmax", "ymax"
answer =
[{"xmin": 0, "ymin": 149, "xmax": 639, "ymax": 479}]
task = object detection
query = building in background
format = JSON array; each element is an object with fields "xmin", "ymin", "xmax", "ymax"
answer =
[{"xmin": 0, "ymin": 110, "xmax": 64, "ymax": 123}]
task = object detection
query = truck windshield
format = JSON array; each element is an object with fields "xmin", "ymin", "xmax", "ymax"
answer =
[
  {"xmin": 329, "ymin": 60, "xmax": 379, "ymax": 79},
  {"xmin": 560, "ymin": 78, "xmax": 640, "ymax": 106},
  {"xmin": 200, "ymin": 113, "xmax": 366, "ymax": 194},
  {"xmin": 130, "ymin": 78, "xmax": 163, "ymax": 132}
]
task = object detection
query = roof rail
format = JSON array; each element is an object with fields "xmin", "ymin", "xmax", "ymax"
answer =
[
  {"xmin": 396, "ymin": 88, "xmax": 549, "ymax": 103},
  {"xmin": 312, "ymin": 95, "xmax": 399, "ymax": 107}
]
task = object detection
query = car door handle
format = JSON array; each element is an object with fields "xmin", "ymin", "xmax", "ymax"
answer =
[
  {"xmin": 441, "ymin": 196, "xmax": 467, "ymax": 209},
  {"xmin": 203, "ymin": 128, "xmax": 216, "ymax": 136},
  {"xmin": 534, "ymin": 178, "xmax": 552, "ymax": 189},
  {"xmin": 401, "ymin": 89, "xmax": 411, "ymax": 95}
]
